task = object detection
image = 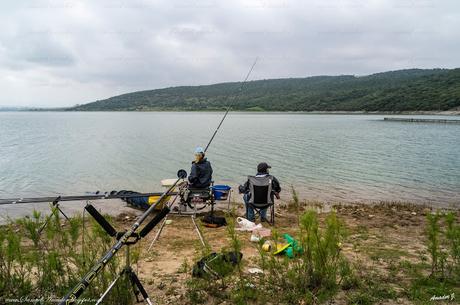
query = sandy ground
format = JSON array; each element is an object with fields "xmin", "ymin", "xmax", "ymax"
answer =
[
  {"xmin": 101, "ymin": 201, "xmax": 458, "ymax": 305},
  {"xmin": 2, "ymin": 197, "xmax": 458, "ymax": 304}
]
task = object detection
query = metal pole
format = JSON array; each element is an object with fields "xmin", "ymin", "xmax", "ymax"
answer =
[{"xmin": 59, "ymin": 171, "xmax": 185, "ymax": 305}]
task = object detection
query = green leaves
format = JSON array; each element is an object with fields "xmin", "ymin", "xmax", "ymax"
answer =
[
  {"xmin": 0, "ymin": 209, "xmax": 133, "ymax": 304},
  {"xmin": 426, "ymin": 212, "xmax": 460, "ymax": 280},
  {"xmin": 72, "ymin": 68, "xmax": 460, "ymax": 112}
]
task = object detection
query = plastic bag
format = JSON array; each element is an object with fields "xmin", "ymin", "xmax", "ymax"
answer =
[{"xmin": 236, "ymin": 217, "xmax": 262, "ymax": 231}]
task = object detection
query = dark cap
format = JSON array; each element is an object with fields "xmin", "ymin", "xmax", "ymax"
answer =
[{"xmin": 257, "ymin": 162, "xmax": 271, "ymax": 173}]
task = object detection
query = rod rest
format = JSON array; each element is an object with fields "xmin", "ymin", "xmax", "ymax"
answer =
[{"xmin": 85, "ymin": 204, "xmax": 117, "ymax": 237}]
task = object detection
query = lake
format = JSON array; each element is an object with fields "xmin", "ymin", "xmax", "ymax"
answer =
[{"xmin": 0, "ymin": 112, "xmax": 459, "ymax": 207}]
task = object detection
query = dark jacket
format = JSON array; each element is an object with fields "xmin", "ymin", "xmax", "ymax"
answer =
[
  {"xmin": 188, "ymin": 158, "xmax": 213, "ymax": 188},
  {"xmin": 240, "ymin": 172, "xmax": 281, "ymax": 196}
]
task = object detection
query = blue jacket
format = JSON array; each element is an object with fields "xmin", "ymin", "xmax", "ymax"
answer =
[{"xmin": 188, "ymin": 158, "xmax": 213, "ymax": 188}]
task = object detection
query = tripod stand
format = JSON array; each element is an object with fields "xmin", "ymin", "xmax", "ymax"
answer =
[
  {"xmin": 84, "ymin": 204, "xmax": 153, "ymax": 305},
  {"xmin": 95, "ymin": 238, "xmax": 152, "ymax": 305},
  {"xmin": 146, "ymin": 185, "xmax": 216, "ymax": 251}
]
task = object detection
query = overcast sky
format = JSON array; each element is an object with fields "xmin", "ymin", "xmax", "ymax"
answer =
[{"xmin": 0, "ymin": 0, "xmax": 459, "ymax": 107}]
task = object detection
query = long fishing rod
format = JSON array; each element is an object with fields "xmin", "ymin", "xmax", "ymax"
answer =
[
  {"xmin": 1, "ymin": 59, "xmax": 257, "ymax": 205},
  {"xmin": 59, "ymin": 59, "xmax": 259, "ymax": 304},
  {"xmin": 59, "ymin": 170, "xmax": 186, "ymax": 305},
  {"xmin": 0, "ymin": 191, "xmax": 176, "ymax": 205},
  {"xmin": 204, "ymin": 57, "xmax": 258, "ymax": 152}
]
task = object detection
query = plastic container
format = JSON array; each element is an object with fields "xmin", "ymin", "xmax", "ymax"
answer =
[
  {"xmin": 250, "ymin": 234, "xmax": 260, "ymax": 242},
  {"xmin": 212, "ymin": 185, "xmax": 231, "ymax": 200}
]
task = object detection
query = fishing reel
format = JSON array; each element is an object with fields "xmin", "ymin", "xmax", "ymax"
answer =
[{"xmin": 177, "ymin": 169, "xmax": 187, "ymax": 179}]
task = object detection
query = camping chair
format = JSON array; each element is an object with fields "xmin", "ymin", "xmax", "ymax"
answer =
[{"xmin": 247, "ymin": 175, "xmax": 275, "ymax": 225}]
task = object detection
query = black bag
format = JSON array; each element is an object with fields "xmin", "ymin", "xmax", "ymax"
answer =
[
  {"xmin": 202, "ymin": 215, "xmax": 227, "ymax": 228},
  {"xmin": 192, "ymin": 251, "xmax": 243, "ymax": 279}
]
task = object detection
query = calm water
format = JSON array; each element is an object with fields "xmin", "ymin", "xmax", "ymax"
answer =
[{"xmin": 0, "ymin": 112, "xmax": 459, "ymax": 206}]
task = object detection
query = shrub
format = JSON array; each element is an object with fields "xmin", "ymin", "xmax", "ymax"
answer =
[
  {"xmin": 256, "ymin": 210, "xmax": 350, "ymax": 304},
  {"xmin": 426, "ymin": 212, "xmax": 459, "ymax": 280},
  {"xmin": 405, "ymin": 211, "xmax": 460, "ymax": 304},
  {"xmin": 0, "ymin": 208, "xmax": 134, "ymax": 304}
]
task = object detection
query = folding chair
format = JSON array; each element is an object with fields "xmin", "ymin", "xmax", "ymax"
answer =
[{"xmin": 246, "ymin": 175, "xmax": 275, "ymax": 225}]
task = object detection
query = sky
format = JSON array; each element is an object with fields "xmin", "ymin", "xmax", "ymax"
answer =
[{"xmin": 0, "ymin": 0, "xmax": 459, "ymax": 107}]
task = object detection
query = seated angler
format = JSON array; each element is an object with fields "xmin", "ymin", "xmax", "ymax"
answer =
[
  {"xmin": 239, "ymin": 162, "xmax": 281, "ymax": 222},
  {"xmin": 188, "ymin": 147, "xmax": 213, "ymax": 189}
]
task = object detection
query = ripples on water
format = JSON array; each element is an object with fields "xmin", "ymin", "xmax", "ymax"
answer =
[{"xmin": 0, "ymin": 112, "xmax": 459, "ymax": 207}]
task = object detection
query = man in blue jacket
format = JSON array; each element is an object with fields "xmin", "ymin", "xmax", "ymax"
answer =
[{"xmin": 188, "ymin": 147, "xmax": 213, "ymax": 188}]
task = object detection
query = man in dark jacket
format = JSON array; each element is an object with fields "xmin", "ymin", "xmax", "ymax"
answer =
[
  {"xmin": 239, "ymin": 162, "xmax": 281, "ymax": 222},
  {"xmin": 188, "ymin": 147, "xmax": 213, "ymax": 188}
]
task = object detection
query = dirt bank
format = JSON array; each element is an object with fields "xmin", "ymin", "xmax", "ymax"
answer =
[{"xmin": 109, "ymin": 201, "xmax": 458, "ymax": 304}]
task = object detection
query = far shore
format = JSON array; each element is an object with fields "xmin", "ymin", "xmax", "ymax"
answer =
[{"xmin": 1, "ymin": 109, "xmax": 459, "ymax": 115}]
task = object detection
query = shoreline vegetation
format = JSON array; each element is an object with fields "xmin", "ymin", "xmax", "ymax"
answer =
[
  {"xmin": 1, "ymin": 197, "xmax": 458, "ymax": 305},
  {"xmin": 68, "ymin": 68, "xmax": 460, "ymax": 113},
  {"xmin": 2, "ymin": 68, "xmax": 459, "ymax": 114},
  {"xmin": 2, "ymin": 109, "xmax": 460, "ymax": 116}
]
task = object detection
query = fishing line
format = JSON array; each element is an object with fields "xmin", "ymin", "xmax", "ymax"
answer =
[
  {"xmin": 57, "ymin": 57, "xmax": 260, "ymax": 304},
  {"xmin": 204, "ymin": 57, "xmax": 258, "ymax": 153},
  {"xmin": 59, "ymin": 170, "xmax": 186, "ymax": 305}
]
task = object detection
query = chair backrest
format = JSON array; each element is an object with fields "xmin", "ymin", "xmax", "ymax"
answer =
[{"xmin": 248, "ymin": 175, "xmax": 273, "ymax": 207}]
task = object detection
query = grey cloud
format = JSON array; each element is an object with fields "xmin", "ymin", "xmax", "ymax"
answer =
[{"xmin": 0, "ymin": 0, "xmax": 459, "ymax": 106}]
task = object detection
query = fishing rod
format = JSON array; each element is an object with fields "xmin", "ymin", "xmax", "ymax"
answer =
[
  {"xmin": 59, "ymin": 169, "xmax": 187, "ymax": 305},
  {"xmin": 59, "ymin": 58, "xmax": 259, "ymax": 304},
  {"xmin": 204, "ymin": 57, "xmax": 258, "ymax": 152},
  {"xmin": 1, "ymin": 59, "xmax": 258, "ymax": 205},
  {"xmin": 0, "ymin": 191, "xmax": 176, "ymax": 205}
]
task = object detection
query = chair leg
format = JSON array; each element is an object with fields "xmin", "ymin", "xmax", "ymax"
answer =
[{"xmin": 253, "ymin": 209, "xmax": 260, "ymax": 222}]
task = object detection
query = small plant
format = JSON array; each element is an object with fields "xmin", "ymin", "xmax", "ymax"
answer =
[
  {"xmin": 178, "ymin": 257, "xmax": 190, "ymax": 274},
  {"xmin": 254, "ymin": 210, "xmax": 349, "ymax": 304},
  {"xmin": 185, "ymin": 277, "xmax": 209, "ymax": 304},
  {"xmin": 0, "ymin": 208, "xmax": 134, "ymax": 305},
  {"xmin": 426, "ymin": 212, "xmax": 459, "ymax": 280},
  {"xmin": 404, "ymin": 211, "xmax": 460, "ymax": 304},
  {"xmin": 427, "ymin": 212, "xmax": 442, "ymax": 276},
  {"xmin": 289, "ymin": 185, "xmax": 300, "ymax": 213},
  {"xmin": 445, "ymin": 212, "xmax": 460, "ymax": 278}
]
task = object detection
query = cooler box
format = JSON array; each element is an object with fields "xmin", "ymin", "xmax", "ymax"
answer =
[{"xmin": 212, "ymin": 185, "xmax": 231, "ymax": 201}]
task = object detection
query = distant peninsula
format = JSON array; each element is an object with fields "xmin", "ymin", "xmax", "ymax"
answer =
[{"xmin": 68, "ymin": 68, "xmax": 459, "ymax": 112}]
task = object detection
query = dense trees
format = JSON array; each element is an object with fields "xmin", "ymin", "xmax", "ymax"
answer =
[{"xmin": 71, "ymin": 68, "xmax": 460, "ymax": 112}]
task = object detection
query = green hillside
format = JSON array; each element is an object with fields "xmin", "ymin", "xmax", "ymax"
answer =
[{"xmin": 71, "ymin": 68, "xmax": 460, "ymax": 112}]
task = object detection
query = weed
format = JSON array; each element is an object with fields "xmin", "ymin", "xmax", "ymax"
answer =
[
  {"xmin": 289, "ymin": 185, "xmax": 300, "ymax": 213},
  {"xmin": 178, "ymin": 257, "xmax": 190, "ymax": 274},
  {"xmin": 253, "ymin": 210, "xmax": 350, "ymax": 304},
  {"xmin": 445, "ymin": 212, "xmax": 460, "ymax": 278},
  {"xmin": 0, "ymin": 208, "xmax": 134, "ymax": 304},
  {"xmin": 401, "ymin": 211, "xmax": 460, "ymax": 304},
  {"xmin": 427, "ymin": 213, "xmax": 442, "ymax": 276}
]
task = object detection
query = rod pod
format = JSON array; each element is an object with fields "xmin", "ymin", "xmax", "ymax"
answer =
[{"xmin": 59, "ymin": 169, "xmax": 187, "ymax": 305}]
